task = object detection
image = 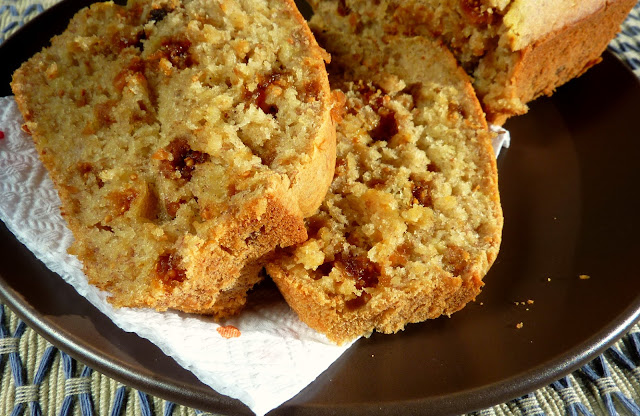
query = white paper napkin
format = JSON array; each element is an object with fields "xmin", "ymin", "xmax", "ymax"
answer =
[
  {"xmin": 491, "ymin": 125, "xmax": 511, "ymax": 158},
  {"xmin": 0, "ymin": 95, "xmax": 510, "ymax": 415}
]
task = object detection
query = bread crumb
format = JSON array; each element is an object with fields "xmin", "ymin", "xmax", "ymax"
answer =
[
  {"xmin": 217, "ymin": 325, "xmax": 241, "ymax": 339},
  {"xmin": 515, "ymin": 300, "xmax": 534, "ymax": 307},
  {"xmin": 579, "ymin": 274, "xmax": 591, "ymax": 280},
  {"xmin": 516, "ymin": 322, "xmax": 524, "ymax": 329}
]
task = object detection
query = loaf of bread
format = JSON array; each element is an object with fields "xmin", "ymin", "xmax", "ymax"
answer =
[
  {"xmin": 308, "ymin": 0, "xmax": 636, "ymax": 124},
  {"xmin": 11, "ymin": 0, "xmax": 335, "ymax": 317},
  {"xmin": 266, "ymin": 27, "xmax": 503, "ymax": 344}
]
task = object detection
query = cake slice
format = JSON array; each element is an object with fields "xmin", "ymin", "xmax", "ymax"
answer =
[
  {"xmin": 308, "ymin": 0, "xmax": 636, "ymax": 124},
  {"xmin": 11, "ymin": 0, "xmax": 335, "ymax": 317},
  {"xmin": 266, "ymin": 28, "xmax": 503, "ymax": 344}
]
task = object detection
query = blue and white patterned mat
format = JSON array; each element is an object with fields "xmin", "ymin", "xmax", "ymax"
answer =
[{"xmin": 1, "ymin": 1, "xmax": 640, "ymax": 415}]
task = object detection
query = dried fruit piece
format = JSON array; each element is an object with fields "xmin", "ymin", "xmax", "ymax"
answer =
[{"xmin": 155, "ymin": 251, "xmax": 187, "ymax": 289}]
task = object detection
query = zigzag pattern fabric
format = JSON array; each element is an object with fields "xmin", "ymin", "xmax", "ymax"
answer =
[
  {"xmin": 610, "ymin": 3, "xmax": 640, "ymax": 78},
  {"xmin": 1, "ymin": 0, "xmax": 640, "ymax": 414},
  {"xmin": 0, "ymin": 0, "xmax": 53, "ymax": 43}
]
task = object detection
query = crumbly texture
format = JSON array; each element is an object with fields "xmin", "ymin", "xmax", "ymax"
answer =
[
  {"xmin": 475, "ymin": 0, "xmax": 637, "ymax": 124},
  {"xmin": 309, "ymin": 0, "xmax": 636, "ymax": 124},
  {"xmin": 309, "ymin": 0, "xmax": 509, "ymax": 69},
  {"xmin": 11, "ymin": 0, "xmax": 335, "ymax": 317},
  {"xmin": 266, "ymin": 29, "xmax": 503, "ymax": 344}
]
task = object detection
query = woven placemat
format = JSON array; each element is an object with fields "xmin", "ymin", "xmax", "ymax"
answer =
[{"xmin": 2, "ymin": 1, "xmax": 640, "ymax": 415}]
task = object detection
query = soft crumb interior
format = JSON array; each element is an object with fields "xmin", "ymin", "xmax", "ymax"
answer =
[
  {"xmin": 15, "ymin": 0, "xmax": 328, "ymax": 308},
  {"xmin": 285, "ymin": 74, "xmax": 499, "ymax": 316},
  {"xmin": 310, "ymin": 0, "xmax": 514, "ymax": 70}
]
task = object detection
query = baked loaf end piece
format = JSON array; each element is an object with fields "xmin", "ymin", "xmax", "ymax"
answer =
[
  {"xmin": 11, "ymin": 0, "xmax": 335, "ymax": 317},
  {"xmin": 266, "ymin": 28, "xmax": 503, "ymax": 344},
  {"xmin": 309, "ymin": 0, "xmax": 636, "ymax": 125},
  {"xmin": 476, "ymin": 0, "xmax": 637, "ymax": 125}
]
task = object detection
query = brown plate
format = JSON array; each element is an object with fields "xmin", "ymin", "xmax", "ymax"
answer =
[{"xmin": 2, "ymin": 1, "xmax": 640, "ymax": 415}]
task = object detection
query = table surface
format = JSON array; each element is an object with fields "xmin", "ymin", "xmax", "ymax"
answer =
[{"xmin": 2, "ymin": 1, "xmax": 640, "ymax": 415}]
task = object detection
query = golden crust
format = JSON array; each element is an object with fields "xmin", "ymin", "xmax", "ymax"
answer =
[
  {"xmin": 269, "ymin": 261, "xmax": 486, "ymax": 343},
  {"xmin": 503, "ymin": 0, "xmax": 607, "ymax": 51},
  {"xmin": 146, "ymin": 190, "xmax": 307, "ymax": 315},
  {"xmin": 278, "ymin": 0, "xmax": 337, "ymax": 216},
  {"xmin": 289, "ymin": 104, "xmax": 337, "ymax": 217}
]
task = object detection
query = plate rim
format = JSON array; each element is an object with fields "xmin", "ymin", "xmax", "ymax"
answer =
[{"xmin": 1, "ymin": 1, "xmax": 640, "ymax": 414}]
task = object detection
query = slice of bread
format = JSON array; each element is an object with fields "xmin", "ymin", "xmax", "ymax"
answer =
[
  {"xmin": 266, "ymin": 28, "xmax": 503, "ymax": 344},
  {"xmin": 308, "ymin": 0, "xmax": 636, "ymax": 124},
  {"xmin": 11, "ymin": 0, "xmax": 335, "ymax": 317}
]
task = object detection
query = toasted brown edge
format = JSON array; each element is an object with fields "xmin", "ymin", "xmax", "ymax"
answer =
[
  {"xmin": 280, "ymin": 0, "xmax": 337, "ymax": 218},
  {"xmin": 483, "ymin": 0, "xmax": 636, "ymax": 125}
]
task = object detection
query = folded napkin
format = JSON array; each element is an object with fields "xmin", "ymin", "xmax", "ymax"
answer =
[
  {"xmin": 490, "ymin": 125, "xmax": 511, "ymax": 158},
  {"xmin": 0, "ymin": 95, "xmax": 509, "ymax": 415}
]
